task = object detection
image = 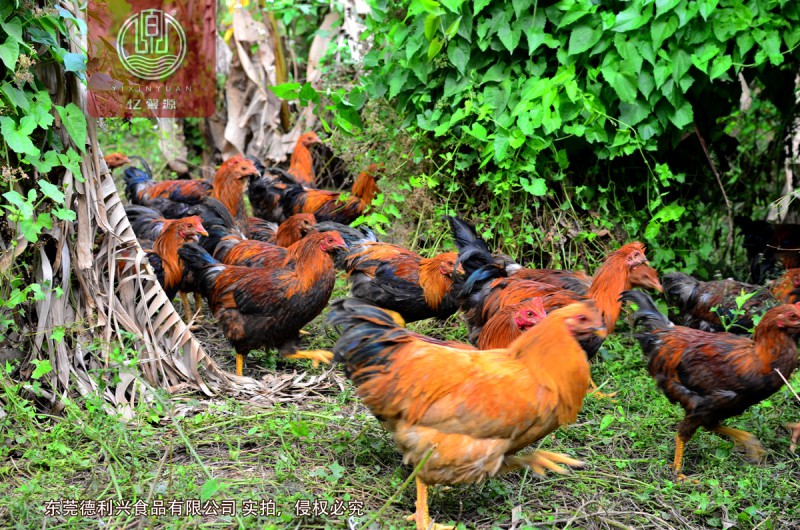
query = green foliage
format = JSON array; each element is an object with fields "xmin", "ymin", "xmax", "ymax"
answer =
[
  {"xmin": 352, "ymin": 0, "xmax": 800, "ymax": 274},
  {"xmin": 0, "ymin": 5, "xmax": 86, "ymax": 352}
]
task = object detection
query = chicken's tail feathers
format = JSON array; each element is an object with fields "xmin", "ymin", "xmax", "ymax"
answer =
[
  {"xmin": 661, "ymin": 272, "xmax": 698, "ymax": 311},
  {"xmin": 620, "ymin": 290, "xmax": 672, "ymax": 355},
  {"xmin": 263, "ymin": 166, "xmax": 303, "ymax": 186},
  {"xmin": 122, "ymin": 166, "xmax": 152, "ymax": 203},
  {"xmin": 127, "ymin": 155, "xmax": 152, "ymax": 178},
  {"xmin": 327, "ymin": 298, "xmax": 408, "ymax": 380},
  {"xmin": 177, "ymin": 243, "xmax": 225, "ymax": 296},
  {"xmin": 315, "ymin": 221, "xmax": 377, "ymax": 247}
]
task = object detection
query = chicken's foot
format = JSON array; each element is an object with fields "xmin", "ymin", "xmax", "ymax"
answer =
[
  {"xmin": 670, "ymin": 433, "xmax": 697, "ymax": 482},
  {"xmin": 711, "ymin": 426, "xmax": 765, "ymax": 462},
  {"xmin": 587, "ymin": 376, "xmax": 617, "ymax": 399},
  {"xmin": 284, "ymin": 349, "xmax": 333, "ymax": 368},
  {"xmin": 404, "ymin": 478, "xmax": 454, "ymax": 530},
  {"xmin": 502, "ymin": 450, "xmax": 585, "ymax": 476}
]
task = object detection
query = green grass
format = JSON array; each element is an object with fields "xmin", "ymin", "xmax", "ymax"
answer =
[{"xmin": 2, "ymin": 287, "xmax": 800, "ymax": 529}]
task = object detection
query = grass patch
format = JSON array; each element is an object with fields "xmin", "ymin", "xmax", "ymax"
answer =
[{"xmin": 2, "ymin": 301, "xmax": 799, "ymax": 529}]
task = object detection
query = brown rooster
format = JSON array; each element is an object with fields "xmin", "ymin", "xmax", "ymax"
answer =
[
  {"xmin": 328, "ymin": 298, "xmax": 604, "ymax": 530},
  {"xmin": 178, "ymin": 231, "xmax": 347, "ymax": 376},
  {"xmin": 449, "ymin": 217, "xmax": 648, "ymax": 355},
  {"xmin": 662, "ymin": 272, "xmax": 778, "ymax": 333},
  {"xmin": 513, "ymin": 264, "xmax": 663, "ymax": 295},
  {"xmin": 768, "ymin": 268, "xmax": 800, "ymax": 304},
  {"xmin": 288, "ymin": 131, "xmax": 321, "ymax": 187},
  {"xmin": 247, "ymin": 214, "xmax": 317, "ymax": 246},
  {"xmin": 150, "ymin": 216, "xmax": 208, "ymax": 319},
  {"xmin": 124, "ymin": 155, "xmax": 257, "ymax": 228},
  {"xmin": 252, "ymin": 164, "xmax": 382, "ymax": 224},
  {"xmin": 622, "ymin": 290, "xmax": 800, "ymax": 480},
  {"xmin": 344, "ymin": 241, "xmax": 462, "ymax": 323}
]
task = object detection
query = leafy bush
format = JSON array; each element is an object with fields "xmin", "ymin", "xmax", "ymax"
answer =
[
  {"xmin": 355, "ymin": 0, "xmax": 800, "ymax": 274},
  {"xmin": 0, "ymin": 5, "xmax": 85, "ymax": 342}
]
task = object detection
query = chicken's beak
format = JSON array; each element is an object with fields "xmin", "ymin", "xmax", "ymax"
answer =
[
  {"xmin": 199, "ymin": 228, "xmax": 208, "ymax": 237},
  {"xmin": 593, "ymin": 326, "xmax": 607, "ymax": 338},
  {"xmin": 652, "ymin": 278, "xmax": 664, "ymax": 293}
]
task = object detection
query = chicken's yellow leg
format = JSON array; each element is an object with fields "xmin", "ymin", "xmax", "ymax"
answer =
[
  {"xmin": 672, "ymin": 434, "xmax": 688, "ymax": 481},
  {"xmin": 235, "ymin": 353, "xmax": 245, "ymax": 377},
  {"xmin": 404, "ymin": 478, "xmax": 454, "ymax": 530},
  {"xmin": 712, "ymin": 426, "xmax": 765, "ymax": 462},
  {"xmin": 180, "ymin": 292, "xmax": 192, "ymax": 319},
  {"xmin": 284, "ymin": 350, "xmax": 333, "ymax": 368},
  {"xmin": 193, "ymin": 292, "xmax": 204, "ymax": 322}
]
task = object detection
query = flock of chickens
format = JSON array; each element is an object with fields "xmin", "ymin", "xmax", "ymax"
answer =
[{"xmin": 107, "ymin": 136, "xmax": 800, "ymax": 529}]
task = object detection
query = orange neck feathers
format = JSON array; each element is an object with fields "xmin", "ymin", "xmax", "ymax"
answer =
[
  {"xmin": 752, "ymin": 305, "xmax": 800, "ymax": 373},
  {"xmin": 507, "ymin": 306, "xmax": 592, "ymax": 424},
  {"xmin": 212, "ymin": 157, "xmax": 250, "ymax": 218},
  {"xmin": 352, "ymin": 166, "xmax": 380, "ymax": 201},
  {"xmin": 587, "ymin": 242, "xmax": 647, "ymax": 333},
  {"xmin": 153, "ymin": 220, "xmax": 184, "ymax": 291},
  {"xmin": 282, "ymin": 233, "xmax": 337, "ymax": 296},
  {"xmin": 289, "ymin": 133, "xmax": 318, "ymax": 185},
  {"xmin": 275, "ymin": 214, "xmax": 316, "ymax": 247},
  {"xmin": 419, "ymin": 252, "xmax": 458, "ymax": 310}
]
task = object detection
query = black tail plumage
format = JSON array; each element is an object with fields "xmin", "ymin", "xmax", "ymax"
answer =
[
  {"xmin": 445, "ymin": 216, "xmax": 507, "ymax": 307},
  {"xmin": 327, "ymin": 298, "xmax": 407, "ymax": 383},
  {"xmin": 123, "ymin": 166, "xmax": 152, "ymax": 204},
  {"xmin": 620, "ymin": 290, "xmax": 672, "ymax": 357},
  {"xmin": 177, "ymin": 243, "xmax": 226, "ymax": 298},
  {"xmin": 185, "ymin": 197, "xmax": 245, "ymax": 253},
  {"xmin": 661, "ymin": 272, "xmax": 699, "ymax": 313}
]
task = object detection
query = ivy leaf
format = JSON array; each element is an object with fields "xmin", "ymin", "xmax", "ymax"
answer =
[
  {"xmin": 497, "ymin": 23, "xmax": 521, "ymax": 53},
  {"xmin": 63, "ymin": 52, "xmax": 87, "ymax": 77},
  {"xmin": 424, "ymin": 14, "xmax": 439, "ymax": 40},
  {"xmin": 697, "ymin": 0, "xmax": 719, "ymax": 21},
  {"xmin": 1, "ymin": 85, "xmax": 29, "ymax": 111},
  {"xmin": 619, "ymin": 99, "xmax": 650, "ymax": 126},
  {"xmin": 55, "ymin": 5, "xmax": 88, "ymax": 35},
  {"xmin": 0, "ymin": 115, "xmax": 39, "ymax": 157},
  {"xmin": 614, "ymin": 4, "xmax": 652, "ymax": 32},
  {"xmin": 0, "ymin": 35, "xmax": 19, "ymax": 71},
  {"xmin": 53, "ymin": 207, "xmax": 77, "ymax": 221},
  {"xmin": 520, "ymin": 176, "xmax": 547, "ymax": 196},
  {"xmin": 56, "ymin": 103, "xmax": 87, "ymax": 153},
  {"xmin": 269, "ymin": 82, "xmax": 302, "ymax": 99},
  {"xmin": 1, "ymin": 16, "xmax": 23, "ymax": 43},
  {"xmin": 494, "ymin": 128, "xmax": 510, "ymax": 161},
  {"xmin": 708, "ymin": 54, "xmax": 732, "ymax": 80},
  {"xmin": 568, "ymin": 25, "xmax": 602, "ymax": 56},
  {"xmin": 669, "ymin": 100, "xmax": 693, "ymax": 128},
  {"xmin": 427, "ymin": 36, "xmax": 444, "ymax": 59},
  {"xmin": 602, "ymin": 68, "xmax": 637, "ymax": 103},
  {"xmin": 37, "ymin": 180, "xmax": 65, "ymax": 203},
  {"xmin": 447, "ymin": 39, "xmax": 470, "ymax": 74},
  {"xmin": 474, "ymin": 0, "xmax": 492, "ymax": 16},
  {"xmin": 28, "ymin": 151, "xmax": 61, "ymax": 174},
  {"xmin": 439, "ymin": 0, "xmax": 465, "ymax": 13},
  {"xmin": 650, "ymin": 15, "xmax": 678, "ymax": 48},
  {"xmin": 655, "ymin": 0, "xmax": 682, "ymax": 18},
  {"xmin": 31, "ymin": 359, "xmax": 52, "ymax": 380}
]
